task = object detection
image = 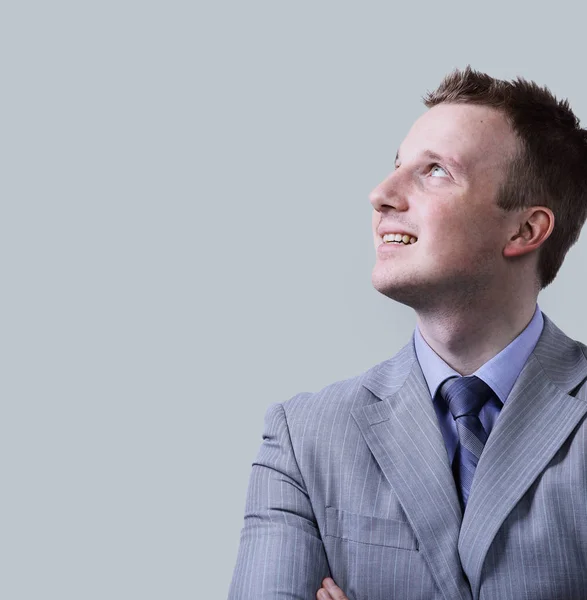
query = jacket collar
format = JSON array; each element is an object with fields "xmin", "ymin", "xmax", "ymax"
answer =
[{"xmin": 355, "ymin": 311, "xmax": 587, "ymax": 600}]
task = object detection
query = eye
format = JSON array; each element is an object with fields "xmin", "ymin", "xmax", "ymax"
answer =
[{"xmin": 430, "ymin": 164, "xmax": 448, "ymax": 178}]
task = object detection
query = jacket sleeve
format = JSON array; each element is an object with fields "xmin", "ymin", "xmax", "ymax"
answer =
[{"xmin": 228, "ymin": 399, "xmax": 331, "ymax": 599}]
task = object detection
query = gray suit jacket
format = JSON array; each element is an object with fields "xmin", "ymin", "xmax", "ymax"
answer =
[{"xmin": 228, "ymin": 313, "xmax": 587, "ymax": 599}]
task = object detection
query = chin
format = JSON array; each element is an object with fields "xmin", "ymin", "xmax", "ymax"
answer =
[{"xmin": 371, "ymin": 271, "xmax": 425, "ymax": 308}]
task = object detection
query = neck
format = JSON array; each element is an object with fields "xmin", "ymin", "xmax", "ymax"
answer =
[{"xmin": 415, "ymin": 296, "xmax": 538, "ymax": 375}]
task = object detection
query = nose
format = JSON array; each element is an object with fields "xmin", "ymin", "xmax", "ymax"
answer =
[{"xmin": 369, "ymin": 171, "xmax": 409, "ymax": 213}]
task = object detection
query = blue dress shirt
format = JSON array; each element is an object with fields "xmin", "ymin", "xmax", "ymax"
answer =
[{"xmin": 414, "ymin": 305, "xmax": 544, "ymax": 465}]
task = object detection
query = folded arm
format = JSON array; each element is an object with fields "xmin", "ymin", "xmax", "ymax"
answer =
[{"xmin": 228, "ymin": 400, "xmax": 331, "ymax": 599}]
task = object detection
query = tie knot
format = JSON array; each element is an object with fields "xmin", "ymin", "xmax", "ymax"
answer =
[{"xmin": 442, "ymin": 375, "xmax": 494, "ymax": 419}]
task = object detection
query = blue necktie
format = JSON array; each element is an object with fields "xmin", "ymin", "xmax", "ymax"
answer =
[{"xmin": 442, "ymin": 375, "xmax": 495, "ymax": 509}]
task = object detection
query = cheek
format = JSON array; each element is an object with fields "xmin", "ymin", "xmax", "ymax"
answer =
[
  {"xmin": 424, "ymin": 203, "xmax": 466, "ymax": 243},
  {"xmin": 422, "ymin": 206, "xmax": 482, "ymax": 261}
]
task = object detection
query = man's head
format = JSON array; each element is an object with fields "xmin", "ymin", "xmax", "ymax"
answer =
[{"xmin": 370, "ymin": 67, "xmax": 587, "ymax": 309}]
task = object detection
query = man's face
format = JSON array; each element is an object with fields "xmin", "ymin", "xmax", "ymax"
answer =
[{"xmin": 370, "ymin": 103, "xmax": 521, "ymax": 307}]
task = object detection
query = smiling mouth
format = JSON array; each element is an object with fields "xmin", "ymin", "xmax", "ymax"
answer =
[{"xmin": 382, "ymin": 233, "xmax": 418, "ymax": 245}]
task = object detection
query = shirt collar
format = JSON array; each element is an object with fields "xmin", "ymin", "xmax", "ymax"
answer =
[{"xmin": 414, "ymin": 304, "xmax": 544, "ymax": 404}]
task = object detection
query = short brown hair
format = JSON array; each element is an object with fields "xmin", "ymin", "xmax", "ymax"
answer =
[{"xmin": 423, "ymin": 66, "xmax": 587, "ymax": 289}]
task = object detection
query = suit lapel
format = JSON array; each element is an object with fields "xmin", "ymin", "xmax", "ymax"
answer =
[
  {"xmin": 354, "ymin": 339, "xmax": 472, "ymax": 600},
  {"xmin": 459, "ymin": 313, "xmax": 587, "ymax": 598}
]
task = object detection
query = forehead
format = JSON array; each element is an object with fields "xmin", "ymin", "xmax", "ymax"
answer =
[{"xmin": 399, "ymin": 103, "xmax": 519, "ymax": 173}]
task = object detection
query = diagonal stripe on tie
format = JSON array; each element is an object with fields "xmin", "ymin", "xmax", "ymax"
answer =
[
  {"xmin": 456, "ymin": 422, "xmax": 486, "ymax": 459},
  {"xmin": 441, "ymin": 375, "xmax": 495, "ymax": 509}
]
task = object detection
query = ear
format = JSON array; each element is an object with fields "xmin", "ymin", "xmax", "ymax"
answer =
[{"xmin": 502, "ymin": 207, "xmax": 555, "ymax": 258}]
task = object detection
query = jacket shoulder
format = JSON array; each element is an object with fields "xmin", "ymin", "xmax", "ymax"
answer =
[{"xmin": 280, "ymin": 356, "xmax": 396, "ymax": 422}]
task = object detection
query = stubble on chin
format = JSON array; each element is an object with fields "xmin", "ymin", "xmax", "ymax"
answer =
[
  {"xmin": 372, "ymin": 263, "xmax": 495, "ymax": 313},
  {"xmin": 371, "ymin": 268, "xmax": 426, "ymax": 309}
]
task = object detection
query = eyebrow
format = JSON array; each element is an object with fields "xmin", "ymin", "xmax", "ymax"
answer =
[{"xmin": 395, "ymin": 149, "xmax": 468, "ymax": 176}]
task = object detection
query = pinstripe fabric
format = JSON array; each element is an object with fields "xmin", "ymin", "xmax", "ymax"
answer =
[{"xmin": 229, "ymin": 312, "xmax": 587, "ymax": 599}]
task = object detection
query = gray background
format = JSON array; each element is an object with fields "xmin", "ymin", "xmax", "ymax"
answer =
[{"xmin": 3, "ymin": 1, "xmax": 587, "ymax": 598}]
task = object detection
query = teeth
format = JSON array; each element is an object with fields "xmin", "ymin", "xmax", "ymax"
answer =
[{"xmin": 382, "ymin": 233, "xmax": 418, "ymax": 245}]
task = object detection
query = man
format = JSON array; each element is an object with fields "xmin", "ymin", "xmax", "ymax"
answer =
[{"xmin": 228, "ymin": 67, "xmax": 587, "ymax": 600}]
